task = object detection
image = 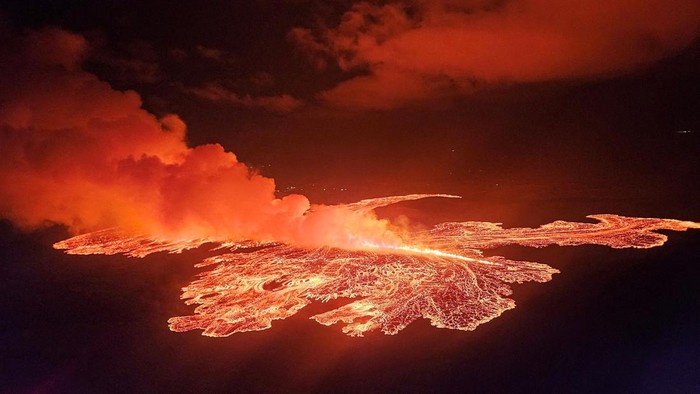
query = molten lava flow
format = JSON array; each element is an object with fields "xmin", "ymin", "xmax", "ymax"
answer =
[{"xmin": 54, "ymin": 195, "xmax": 700, "ymax": 337}]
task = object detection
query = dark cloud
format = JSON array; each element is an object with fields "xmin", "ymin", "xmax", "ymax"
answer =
[
  {"xmin": 195, "ymin": 44, "xmax": 236, "ymax": 64},
  {"xmin": 185, "ymin": 82, "xmax": 304, "ymax": 113},
  {"xmin": 88, "ymin": 40, "xmax": 163, "ymax": 84},
  {"xmin": 250, "ymin": 71, "xmax": 276, "ymax": 87}
]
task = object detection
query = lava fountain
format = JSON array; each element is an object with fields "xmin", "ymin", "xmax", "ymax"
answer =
[{"xmin": 54, "ymin": 194, "xmax": 700, "ymax": 337}]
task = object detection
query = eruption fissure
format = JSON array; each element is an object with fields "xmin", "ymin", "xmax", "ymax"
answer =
[{"xmin": 360, "ymin": 241, "xmax": 501, "ymax": 266}]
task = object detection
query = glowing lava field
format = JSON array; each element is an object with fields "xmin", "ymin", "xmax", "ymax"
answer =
[{"xmin": 54, "ymin": 195, "xmax": 700, "ymax": 337}]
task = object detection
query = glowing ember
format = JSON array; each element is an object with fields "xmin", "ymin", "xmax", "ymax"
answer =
[{"xmin": 54, "ymin": 195, "xmax": 699, "ymax": 337}]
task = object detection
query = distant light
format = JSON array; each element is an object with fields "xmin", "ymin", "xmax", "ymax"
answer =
[{"xmin": 676, "ymin": 130, "xmax": 695, "ymax": 134}]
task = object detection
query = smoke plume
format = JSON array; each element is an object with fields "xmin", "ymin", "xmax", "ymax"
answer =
[{"xmin": 0, "ymin": 28, "xmax": 398, "ymax": 248}]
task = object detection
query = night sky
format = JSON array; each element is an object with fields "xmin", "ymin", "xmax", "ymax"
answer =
[{"xmin": 1, "ymin": 1, "xmax": 699, "ymax": 392}]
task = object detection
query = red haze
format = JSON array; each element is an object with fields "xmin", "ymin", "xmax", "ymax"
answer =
[{"xmin": 290, "ymin": 0, "xmax": 700, "ymax": 109}]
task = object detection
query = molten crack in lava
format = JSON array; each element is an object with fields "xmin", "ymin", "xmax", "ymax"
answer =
[{"xmin": 54, "ymin": 195, "xmax": 699, "ymax": 337}]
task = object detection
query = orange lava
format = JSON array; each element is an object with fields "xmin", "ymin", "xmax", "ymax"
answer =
[{"xmin": 54, "ymin": 195, "xmax": 699, "ymax": 337}]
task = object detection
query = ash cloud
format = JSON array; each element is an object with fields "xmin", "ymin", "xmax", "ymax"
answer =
[
  {"xmin": 0, "ymin": 28, "xmax": 395, "ymax": 248},
  {"xmin": 290, "ymin": 0, "xmax": 700, "ymax": 109}
]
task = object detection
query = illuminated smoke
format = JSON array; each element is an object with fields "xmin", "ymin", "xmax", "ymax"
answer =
[{"xmin": 0, "ymin": 28, "xmax": 402, "ymax": 249}]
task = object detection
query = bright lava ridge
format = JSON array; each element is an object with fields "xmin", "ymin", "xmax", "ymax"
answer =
[{"xmin": 54, "ymin": 195, "xmax": 700, "ymax": 337}]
